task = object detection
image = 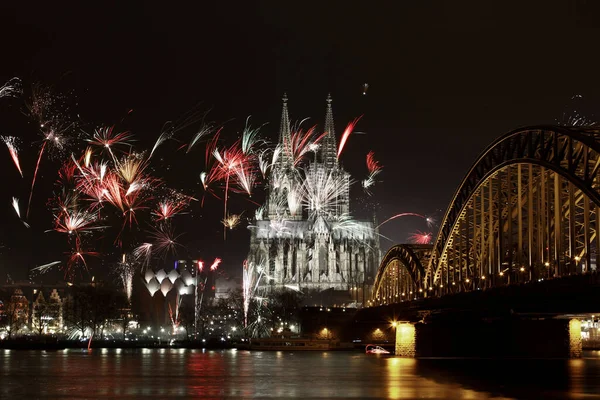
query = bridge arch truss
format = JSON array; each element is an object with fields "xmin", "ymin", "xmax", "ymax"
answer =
[
  {"xmin": 371, "ymin": 244, "xmax": 431, "ymax": 306},
  {"xmin": 422, "ymin": 126, "xmax": 600, "ymax": 296}
]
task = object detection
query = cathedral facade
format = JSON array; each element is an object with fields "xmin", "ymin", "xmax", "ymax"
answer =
[{"xmin": 247, "ymin": 94, "xmax": 381, "ymax": 303}]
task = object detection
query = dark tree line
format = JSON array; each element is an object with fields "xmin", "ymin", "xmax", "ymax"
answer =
[{"xmin": 62, "ymin": 284, "xmax": 128, "ymax": 338}]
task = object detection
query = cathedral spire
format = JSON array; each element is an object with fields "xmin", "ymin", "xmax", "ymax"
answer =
[
  {"xmin": 278, "ymin": 93, "xmax": 292, "ymax": 165},
  {"xmin": 321, "ymin": 93, "xmax": 338, "ymax": 169}
]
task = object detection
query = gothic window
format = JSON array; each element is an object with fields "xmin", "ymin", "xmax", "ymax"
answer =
[
  {"xmin": 283, "ymin": 241, "xmax": 289, "ymax": 279},
  {"xmin": 269, "ymin": 242, "xmax": 277, "ymax": 276},
  {"xmin": 292, "ymin": 246, "xmax": 297, "ymax": 279},
  {"xmin": 319, "ymin": 245, "xmax": 327, "ymax": 274}
]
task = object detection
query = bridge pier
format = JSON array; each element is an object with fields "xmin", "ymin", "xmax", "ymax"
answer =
[
  {"xmin": 405, "ymin": 317, "xmax": 583, "ymax": 358},
  {"xmin": 394, "ymin": 322, "xmax": 416, "ymax": 357},
  {"xmin": 569, "ymin": 319, "xmax": 583, "ymax": 358}
]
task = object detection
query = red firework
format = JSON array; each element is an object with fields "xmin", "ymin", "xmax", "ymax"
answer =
[
  {"xmin": 366, "ymin": 151, "xmax": 382, "ymax": 174},
  {"xmin": 210, "ymin": 258, "xmax": 222, "ymax": 271},
  {"xmin": 54, "ymin": 210, "xmax": 99, "ymax": 235},
  {"xmin": 337, "ymin": 116, "xmax": 362, "ymax": 159},
  {"xmin": 283, "ymin": 127, "xmax": 326, "ymax": 167},
  {"xmin": 65, "ymin": 245, "xmax": 99, "ymax": 279},
  {"xmin": 154, "ymin": 196, "xmax": 190, "ymax": 221},
  {"xmin": 409, "ymin": 231, "xmax": 433, "ymax": 245}
]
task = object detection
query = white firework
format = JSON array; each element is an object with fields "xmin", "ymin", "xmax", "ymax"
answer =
[
  {"xmin": 301, "ymin": 167, "xmax": 351, "ymax": 220},
  {"xmin": 117, "ymin": 254, "xmax": 137, "ymax": 302},
  {"xmin": 0, "ymin": 77, "xmax": 22, "ymax": 98},
  {"xmin": 133, "ymin": 243, "xmax": 153, "ymax": 267}
]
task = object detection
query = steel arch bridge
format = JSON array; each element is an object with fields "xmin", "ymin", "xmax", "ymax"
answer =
[{"xmin": 372, "ymin": 125, "xmax": 600, "ymax": 306}]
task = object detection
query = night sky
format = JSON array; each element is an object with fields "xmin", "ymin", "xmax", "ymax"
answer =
[{"xmin": 1, "ymin": 1, "xmax": 600, "ymax": 281}]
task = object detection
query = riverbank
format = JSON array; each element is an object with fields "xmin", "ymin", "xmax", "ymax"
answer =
[{"xmin": 0, "ymin": 338, "xmax": 239, "ymax": 350}]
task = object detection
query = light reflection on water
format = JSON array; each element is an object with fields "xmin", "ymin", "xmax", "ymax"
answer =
[{"xmin": 1, "ymin": 349, "xmax": 600, "ymax": 398}]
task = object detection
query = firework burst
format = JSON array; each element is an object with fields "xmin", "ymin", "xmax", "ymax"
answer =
[
  {"xmin": 88, "ymin": 126, "xmax": 134, "ymax": 161},
  {"xmin": 54, "ymin": 210, "xmax": 101, "ymax": 236},
  {"xmin": 409, "ymin": 231, "xmax": 433, "ymax": 245},
  {"xmin": 222, "ymin": 213, "xmax": 243, "ymax": 230},
  {"xmin": 149, "ymin": 226, "xmax": 182, "ymax": 259},
  {"xmin": 301, "ymin": 167, "xmax": 352, "ymax": 220}
]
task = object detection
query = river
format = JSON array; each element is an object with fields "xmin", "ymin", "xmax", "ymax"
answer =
[{"xmin": 2, "ymin": 348, "xmax": 600, "ymax": 399}]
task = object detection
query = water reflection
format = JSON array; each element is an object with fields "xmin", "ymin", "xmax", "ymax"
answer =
[{"xmin": 1, "ymin": 349, "xmax": 600, "ymax": 398}]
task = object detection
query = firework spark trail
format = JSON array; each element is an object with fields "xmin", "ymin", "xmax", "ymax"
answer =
[
  {"xmin": 187, "ymin": 123, "xmax": 216, "ymax": 153},
  {"xmin": 198, "ymin": 130, "xmax": 223, "ymax": 203},
  {"xmin": 133, "ymin": 243, "xmax": 153, "ymax": 267},
  {"xmin": 240, "ymin": 119, "xmax": 264, "ymax": 154},
  {"xmin": 362, "ymin": 151, "xmax": 383, "ymax": 194},
  {"xmin": 11, "ymin": 197, "xmax": 30, "ymax": 228},
  {"xmin": 409, "ymin": 231, "xmax": 433, "ymax": 245},
  {"xmin": 149, "ymin": 128, "xmax": 172, "ymax": 159},
  {"xmin": 286, "ymin": 185, "xmax": 303, "ymax": 217},
  {"xmin": 122, "ymin": 189, "xmax": 149, "ymax": 229},
  {"xmin": 336, "ymin": 116, "xmax": 362, "ymax": 159},
  {"xmin": 242, "ymin": 260, "xmax": 254, "ymax": 328},
  {"xmin": 258, "ymin": 149, "xmax": 273, "ymax": 178},
  {"xmin": 0, "ymin": 77, "xmax": 22, "ymax": 98},
  {"xmin": 12, "ymin": 197, "xmax": 21, "ymax": 218},
  {"xmin": 117, "ymin": 253, "xmax": 136, "ymax": 302},
  {"xmin": 26, "ymin": 141, "xmax": 47, "ymax": 217},
  {"xmin": 375, "ymin": 213, "xmax": 426, "ymax": 230},
  {"xmin": 233, "ymin": 160, "xmax": 257, "ymax": 196},
  {"xmin": 210, "ymin": 258, "xmax": 221, "ymax": 271},
  {"xmin": 26, "ymin": 124, "xmax": 73, "ymax": 217},
  {"xmin": 84, "ymin": 147, "xmax": 93, "ymax": 167},
  {"xmin": 30, "ymin": 261, "xmax": 61, "ymax": 275},
  {"xmin": 426, "ymin": 216, "xmax": 436, "ymax": 229},
  {"xmin": 283, "ymin": 127, "xmax": 325, "ymax": 167},
  {"xmin": 125, "ymin": 181, "xmax": 141, "ymax": 196},
  {"xmin": 2, "ymin": 136, "xmax": 23, "ymax": 177},
  {"xmin": 152, "ymin": 106, "xmax": 212, "ymax": 158}
]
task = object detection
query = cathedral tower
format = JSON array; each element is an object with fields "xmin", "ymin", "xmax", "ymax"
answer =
[{"xmin": 248, "ymin": 94, "xmax": 380, "ymax": 306}]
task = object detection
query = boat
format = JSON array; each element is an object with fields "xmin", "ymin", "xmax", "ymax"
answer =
[{"xmin": 365, "ymin": 344, "xmax": 391, "ymax": 354}]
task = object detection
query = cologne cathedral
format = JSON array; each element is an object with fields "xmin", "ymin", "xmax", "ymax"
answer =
[{"xmin": 247, "ymin": 94, "xmax": 381, "ymax": 304}]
